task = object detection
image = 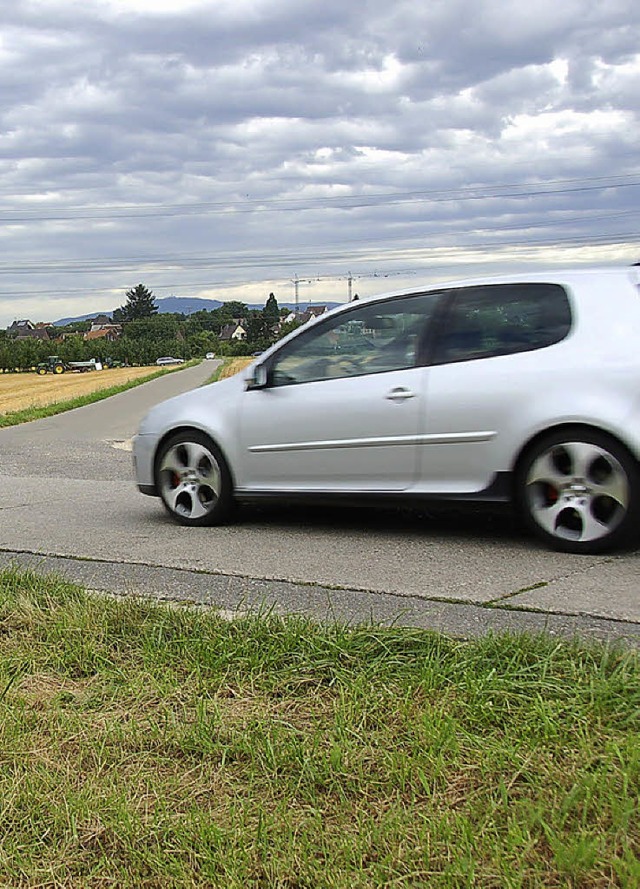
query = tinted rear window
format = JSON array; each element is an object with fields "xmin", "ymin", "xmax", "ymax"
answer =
[{"xmin": 433, "ymin": 283, "xmax": 572, "ymax": 364}]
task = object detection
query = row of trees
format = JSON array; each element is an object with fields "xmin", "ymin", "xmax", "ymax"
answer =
[{"xmin": 1, "ymin": 287, "xmax": 302, "ymax": 371}]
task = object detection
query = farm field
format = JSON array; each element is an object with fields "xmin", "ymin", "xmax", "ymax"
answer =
[
  {"xmin": 0, "ymin": 366, "xmax": 162, "ymax": 415},
  {"xmin": 219, "ymin": 356, "xmax": 252, "ymax": 378}
]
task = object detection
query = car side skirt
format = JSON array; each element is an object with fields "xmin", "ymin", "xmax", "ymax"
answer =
[
  {"xmin": 139, "ymin": 472, "xmax": 512, "ymax": 505},
  {"xmin": 235, "ymin": 472, "xmax": 513, "ymax": 507}
]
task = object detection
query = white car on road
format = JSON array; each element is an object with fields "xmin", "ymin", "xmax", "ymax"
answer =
[{"xmin": 134, "ymin": 267, "xmax": 640, "ymax": 554}]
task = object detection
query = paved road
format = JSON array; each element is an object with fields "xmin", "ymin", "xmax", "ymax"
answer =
[{"xmin": 0, "ymin": 362, "xmax": 638, "ymax": 645}]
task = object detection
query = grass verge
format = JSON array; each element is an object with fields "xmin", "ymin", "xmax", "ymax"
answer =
[{"xmin": 0, "ymin": 566, "xmax": 638, "ymax": 887}]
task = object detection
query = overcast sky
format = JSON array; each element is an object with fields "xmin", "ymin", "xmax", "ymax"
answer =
[{"xmin": 1, "ymin": 0, "xmax": 639, "ymax": 325}]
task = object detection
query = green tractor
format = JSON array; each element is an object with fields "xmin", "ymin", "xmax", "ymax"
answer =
[
  {"xmin": 36, "ymin": 356, "xmax": 102, "ymax": 374},
  {"xmin": 36, "ymin": 356, "xmax": 67, "ymax": 375}
]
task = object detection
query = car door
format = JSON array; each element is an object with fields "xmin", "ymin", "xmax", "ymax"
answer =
[{"xmin": 238, "ymin": 293, "xmax": 441, "ymax": 492}]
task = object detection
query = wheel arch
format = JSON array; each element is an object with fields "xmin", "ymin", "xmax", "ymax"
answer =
[
  {"xmin": 152, "ymin": 424, "xmax": 237, "ymax": 490},
  {"xmin": 511, "ymin": 421, "xmax": 640, "ymax": 493}
]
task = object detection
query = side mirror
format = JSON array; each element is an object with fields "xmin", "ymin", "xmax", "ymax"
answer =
[{"xmin": 245, "ymin": 363, "xmax": 268, "ymax": 390}]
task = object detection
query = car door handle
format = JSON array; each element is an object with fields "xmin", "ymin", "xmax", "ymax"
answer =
[{"xmin": 385, "ymin": 387, "xmax": 416, "ymax": 402}]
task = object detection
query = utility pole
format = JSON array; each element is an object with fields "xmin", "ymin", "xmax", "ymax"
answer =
[
  {"xmin": 293, "ymin": 274, "xmax": 299, "ymax": 311},
  {"xmin": 347, "ymin": 271, "xmax": 353, "ymax": 302}
]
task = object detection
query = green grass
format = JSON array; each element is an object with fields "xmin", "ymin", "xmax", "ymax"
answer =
[
  {"xmin": 0, "ymin": 363, "xmax": 197, "ymax": 429},
  {"xmin": 0, "ymin": 567, "xmax": 638, "ymax": 887}
]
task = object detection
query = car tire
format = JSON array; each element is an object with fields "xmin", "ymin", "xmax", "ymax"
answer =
[
  {"xmin": 516, "ymin": 428, "xmax": 640, "ymax": 554},
  {"xmin": 155, "ymin": 430, "xmax": 235, "ymax": 527}
]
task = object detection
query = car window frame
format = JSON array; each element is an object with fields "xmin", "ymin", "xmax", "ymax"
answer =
[{"xmin": 262, "ymin": 291, "xmax": 444, "ymax": 388}]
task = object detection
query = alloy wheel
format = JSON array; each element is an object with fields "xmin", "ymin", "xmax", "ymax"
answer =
[{"xmin": 522, "ymin": 435, "xmax": 634, "ymax": 551}]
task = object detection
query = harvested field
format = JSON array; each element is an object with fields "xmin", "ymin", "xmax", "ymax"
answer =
[
  {"xmin": 0, "ymin": 366, "xmax": 163, "ymax": 415},
  {"xmin": 219, "ymin": 357, "xmax": 252, "ymax": 379}
]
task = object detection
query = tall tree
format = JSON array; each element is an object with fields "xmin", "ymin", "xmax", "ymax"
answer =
[
  {"xmin": 227, "ymin": 301, "xmax": 248, "ymax": 317},
  {"xmin": 263, "ymin": 292, "xmax": 280, "ymax": 328},
  {"xmin": 116, "ymin": 284, "xmax": 158, "ymax": 321},
  {"xmin": 244, "ymin": 309, "xmax": 269, "ymax": 346}
]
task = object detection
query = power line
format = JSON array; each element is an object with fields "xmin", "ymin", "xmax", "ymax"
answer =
[
  {"xmin": 1, "ymin": 206, "xmax": 638, "ymax": 276},
  {"xmin": 2, "ymin": 234, "xmax": 637, "ymax": 299},
  {"xmin": 0, "ymin": 174, "xmax": 638, "ymax": 223}
]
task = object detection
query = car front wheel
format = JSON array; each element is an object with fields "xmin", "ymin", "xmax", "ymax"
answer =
[
  {"xmin": 517, "ymin": 429, "xmax": 640, "ymax": 554},
  {"xmin": 155, "ymin": 431, "xmax": 234, "ymax": 526}
]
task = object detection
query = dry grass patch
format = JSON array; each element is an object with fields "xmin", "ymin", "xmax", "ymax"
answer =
[
  {"xmin": 0, "ymin": 366, "xmax": 162, "ymax": 414},
  {"xmin": 218, "ymin": 357, "xmax": 253, "ymax": 379}
]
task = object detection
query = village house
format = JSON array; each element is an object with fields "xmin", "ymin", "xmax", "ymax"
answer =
[
  {"xmin": 282, "ymin": 304, "xmax": 330, "ymax": 326},
  {"xmin": 298, "ymin": 304, "xmax": 330, "ymax": 325},
  {"xmin": 83, "ymin": 315, "xmax": 122, "ymax": 342},
  {"xmin": 6, "ymin": 320, "xmax": 51, "ymax": 340},
  {"xmin": 84, "ymin": 328, "xmax": 120, "ymax": 343},
  {"xmin": 219, "ymin": 322, "xmax": 247, "ymax": 341}
]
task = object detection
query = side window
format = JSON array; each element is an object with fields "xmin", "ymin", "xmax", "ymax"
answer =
[
  {"xmin": 271, "ymin": 293, "xmax": 440, "ymax": 386},
  {"xmin": 434, "ymin": 283, "xmax": 572, "ymax": 365}
]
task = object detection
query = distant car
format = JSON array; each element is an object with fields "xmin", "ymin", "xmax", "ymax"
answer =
[
  {"xmin": 156, "ymin": 357, "xmax": 184, "ymax": 366},
  {"xmin": 205, "ymin": 352, "xmax": 216, "ymax": 360},
  {"xmin": 134, "ymin": 267, "xmax": 640, "ymax": 554}
]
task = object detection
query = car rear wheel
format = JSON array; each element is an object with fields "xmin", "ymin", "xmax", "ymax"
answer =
[
  {"xmin": 155, "ymin": 431, "xmax": 234, "ymax": 526},
  {"xmin": 517, "ymin": 429, "xmax": 640, "ymax": 554}
]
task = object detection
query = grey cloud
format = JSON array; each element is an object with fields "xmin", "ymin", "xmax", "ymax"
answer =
[{"xmin": 0, "ymin": 0, "xmax": 638, "ymax": 324}]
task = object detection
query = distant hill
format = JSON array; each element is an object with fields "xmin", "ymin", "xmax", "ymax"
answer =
[
  {"xmin": 53, "ymin": 296, "xmax": 224, "ymax": 325},
  {"xmin": 53, "ymin": 296, "xmax": 341, "ymax": 326}
]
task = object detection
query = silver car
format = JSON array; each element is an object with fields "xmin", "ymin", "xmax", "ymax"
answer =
[
  {"xmin": 156, "ymin": 356, "xmax": 184, "ymax": 366},
  {"xmin": 133, "ymin": 267, "xmax": 640, "ymax": 554}
]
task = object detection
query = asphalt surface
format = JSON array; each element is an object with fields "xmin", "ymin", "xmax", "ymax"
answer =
[{"xmin": 0, "ymin": 361, "xmax": 639, "ymax": 646}]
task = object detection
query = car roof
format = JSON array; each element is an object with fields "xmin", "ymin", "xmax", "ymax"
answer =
[
  {"xmin": 256, "ymin": 265, "xmax": 639, "ymax": 360},
  {"xmin": 320, "ymin": 265, "xmax": 640, "ymax": 316}
]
